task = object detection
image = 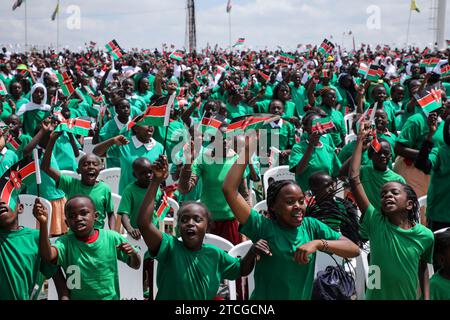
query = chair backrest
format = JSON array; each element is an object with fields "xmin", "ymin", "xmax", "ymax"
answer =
[
  {"xmin": 47, "ymin": 237, "xmax": 61, "ymax": 300},
  {"xmin": 250, "ymin": 189, "xmax": 257, "ymax": 207},
  {"xmin": 60, "ymin": 170, "xmax": 81, "ymax": 180},
  {"xmin": 418, "ymin": 195, "xmax": 427, "ymax": 208},
  {"xmin": 98, "ymin": 168, "xmax": 121, "ymax": 195},
  {"xmin": 83, "ymin": 137, "xmax": 95, "ymax": 155},
  {"xmin": 228, "ymin": 240, "xmax": 255, "ymax": 300},
  {"xmin": 253, "ymin": 200, "xmax": 267, "ymax": 214},
  {"xmin": 262, "ymin": 165, "xmax": 295, "ymax": 198},
  {"xmin": 18, "ymin": 195, "xmax": 52, "ymax": 234},
  {"xmin": 344, "ymin": 112, "xmax": 356, "ymax": 134},
  {"xmin": 153, "ymin": 233, "xmax": 235, "ymax": 299},
  {"xmin": 345, "ymin": 133, "xmax": 357, "ymax": 145},
  {"xmin": 106, "ymin": 193, "xmax": 121, "ymax": 232},
  {"xmin": 355, "ymin": 249, "xmax": 369, "ymax": 300},
  {"xmin": 117, "ymin": 234, "xmax": 146, "ymax": 300}
]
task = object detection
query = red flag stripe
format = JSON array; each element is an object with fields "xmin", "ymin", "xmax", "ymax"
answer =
[{"xmin": 144, "ymin": 105, "xmax": 167, "ymax": 117}]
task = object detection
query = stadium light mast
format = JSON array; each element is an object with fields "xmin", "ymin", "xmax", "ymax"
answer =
[
  {"xmin": 186, "ymin": 0, "xmax": 197, "ymax": 53},
  {"xmin": 436, "ymin": 0, "xmax": 447, "ymax": 49}
]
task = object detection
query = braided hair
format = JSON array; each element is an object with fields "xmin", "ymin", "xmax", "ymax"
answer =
[
  {"xmin": 266, "ymin": 180, "xmax": 299, "ymax": 220},
  {"xmin": 381, "ymin": 182, "xmax": 420, "ymax": 225}
]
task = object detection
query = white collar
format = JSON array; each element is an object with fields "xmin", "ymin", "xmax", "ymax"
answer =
[
  {"xmin": 0, "ymin": 147, "xmax": 7, "ymax": 156},
  {"xmin": 132, "ymin": 135, "xmax": 156, "ymax": 151},
  {"xmin": 126, "ymin": 94, "xmax": 139, "ymax": 100},
  {"xmin": 114, "ymin": 115, "xmax": 130, "ymax": 130},
  {"xmin": 270, "ymin": 119, "xmax": 283, "ymax": 129},
  {"xmin": 16, "ymin": 102, "xmax": 51, "ymax": 117}
]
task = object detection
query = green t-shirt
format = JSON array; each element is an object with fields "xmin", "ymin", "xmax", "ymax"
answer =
[
  {"xmin": 53, "ymin": 132, "xmax": 79, "ymax": 171},
  {"xmin": 314, "ymin": 84, "xmax": 343, "ymax": 107},
  {"xmin": 360, "ymin": 165, "xmax": 406, "ymax": 211},
  {"xmin": 397, "ymin": 113, "xmax": 445, "ymax": 151},
  {"xmin": 107, "ymin": 137, "xmax": 164, "ymax": 194},
  {"xmin": 54, "ymin": 229, "xmax": 131, "ymax": 300},
  {"xmin": 264, "ymin": 119, "xmax": 296, "ymax": 153},
  {"xmin": 226, "ymin": 101, "xmax": 253, "ymax": 120},
  {"xmin": 6, "ymin": 133, "xmax": 32, "ymax": 160},
  {"xmin": 430, "ymin": 272, "xmax": 450, "ymax": 300},
  {"xmin": 151, "ymin": 233, "xmax": 241, "ymax": 300},
  {"xmin": 361, "ymin": 204, "xmax": 434, "ymax": 300},
  {"xmin": 117, "ymin": 182, "xmax": 162, "ymax": 229},
  {"xmin": 57, "ymin": 175, "xmax": 114, "ymax": 229},
  {"xmin": 289, "ymin": 140, "xmax": 341, "ymax": 192},
  {"xmin": 127, "ymin": 95, "xmax": 147, "ymax": 113},
  {"xmin": 27, "ymin": 153, "xmax": 65, "ymax": 201},
  {"xmin": 426, "ymin": 143, "xmax": 450, "ymax": 223},
  {"xmin": 135, "ymin": 90, "xmax": 153, "ymax": 105},
  {"xmin": 99, "ymin": 117, "xmax": 129, "ymax": 168},
  {"xmin": 239, "ymin": 209, "xmax": 341, "ymax": 300},
  {"xmin": 0, "ymin": 228, "xmax": 57, "ymax": 300},
  {"xmin": 191, "ymin": 151, "xmax": 239, "ymax": 221},
  {"xmin": 338, "ymin": 140, "xmax": 370, "ymax": 166},
  {"xmin": 17, "ymin": 105, "xmax": 51, "ymax": 136},
  {"xmin": 289, "ymin": 83, "xmax": 308, "ymax": 117},
  {"xmin": 256, "ymin": 100, "xmax": 297, "ymax": 119},
  {"xmin": 320, "ymin": 105, "xmax": 347, "ymax": 147},
  {"xmin": 0, "ymin": 148, "xmax": 19, "ymax": 177},
  {"xmin": 152, "ymin": 120, "xmax": 188, "ymax": 164}
]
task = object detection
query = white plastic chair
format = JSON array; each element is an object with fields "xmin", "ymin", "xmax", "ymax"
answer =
[
  {"xmin": 345, "ymin": 133, "xmax": 357, "ymax": 145},
  {"xmin": 250, "ymin": 189, "xmax": 257, "ymax": 207},
  {"xmin": 344, "ymin": 112, "xmax": 356, "ymax": 134},
  {"xmin": 47, "ymin": 237, "xmax": 61, "ymax": 300},
  {"xmin": 253, "ymin": 200, "xmax": 267, "ymax": 214},
  {"xmin": 98, "ymin": 168, "xmax": 121, "ymax": 195},
  {"xmin": 104, "ymin": 193, "xmax": 121, "ymax": 232},
  {"xmin": 18, "ymin": 195, "xmax": 52, "ymax": 234},
  {"xmin": 228, "ymin": 240, "xmax": 255, "ymax": 300},
  {"xmin": 60, "ymin": 170, "xmax": 81, "ymax": 180},
  {"xmin": 158, "ymin": 197, "xmax": 179, "ymax": 236},
  {"xmin": 262, "ymin": 165, "xmax": 295, "ymax": 198},
  {"xmin": 83, "ymin": 137, "xmax": 96, "ymax": 155},
  {"xmin": 355, "ymin": 248, "xmax": 369, "ymax": 300},
  {"xmin": 117, "ymin": 234, "xmax": 147, "ymax": 300},
  {"xmin": 418, "ymin": 195, "xmax": 427, "ymax": 225},
  {"xmin": 153, "ymin": 233, "xmax": 234, "ymax": 299}
]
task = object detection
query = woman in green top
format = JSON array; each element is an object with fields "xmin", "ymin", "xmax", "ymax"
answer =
[
  {"xmin": 223, "ymin": 134, "xmax": 359, "ymax": 300},
  {"xmin": 349, "ymin": 121, "xmax": 434, "ymax": 300},
  {"xmin": 16, "ymin": 83, "xmax": 51, "ymax": 136},
  {"xmin": 135, "ymin": 76, "xmax": 153, "ymax": 105},
  {"xmin": 137, "ymin": 155, "xmax": 258, "ymax": 300}
]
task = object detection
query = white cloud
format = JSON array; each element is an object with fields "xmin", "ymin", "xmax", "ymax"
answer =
[{"xmin": 0, "ymin": 0, "xmax": 448, "ymax": 51}]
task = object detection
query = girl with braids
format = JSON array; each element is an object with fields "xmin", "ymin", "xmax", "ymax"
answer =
[
  {"xmin": 349, "ymin": 121, "xmax": 434, "ymax": 300},
  {"xmin": 430, "ymin": 228, "xmax": 450, "ymax": 300},
  {"xmin": 223, "ymin": 133, "xmax": 359, "ymax": 300}
]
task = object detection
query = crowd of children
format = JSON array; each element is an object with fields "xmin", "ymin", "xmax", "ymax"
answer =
[{"xmin": 1, "ymin": 40, "xmax": 450, "ymax": 301}]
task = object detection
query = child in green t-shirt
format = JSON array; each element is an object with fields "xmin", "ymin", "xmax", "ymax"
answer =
[
  {"xmin": 34, "ymin": 195, "xmax": 140, "ymax": 300},
  {"xmin": 0, "ymin": 197, "xmax": 61, "ymax": 300},
  {"xmin": 349, "ymin": 121, "xmax": 434, "ymax": 300},
  {"xmin": 137, "ymin": 155, "xmax": 260, "ymax": 300},
  {"xmin": 41, "ymin": 131, "xmax": 115, "ymax": 230},
  {"xmin": 4, "ymin": 114, "xmax": 32, "ymax": 160},
  {"xmin": 223, "ymin": 134, "xmax": 360, "ymax": 300},
  {"xmin": 430, "ymin": 229, "xmax": 450, "ymax": 300}
]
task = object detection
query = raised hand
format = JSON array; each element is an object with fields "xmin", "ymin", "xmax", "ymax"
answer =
[
  {"xmin": 151, "ymin": 155, "xmax": 169, "ymax": 181},
  {"xmin": 252, "ymin": 239, "xmax": 272, "ymax": 261},
  {"xmin": 113, "ymin": 135, "xmax": 129, "ymax": 146},
  {"xmin": 33, "ymin": 198, "xmax": 48, "ymax": 225},
  {"xmin": 117, "ymin": 242, "xmax": 137, "ymax": 256}
]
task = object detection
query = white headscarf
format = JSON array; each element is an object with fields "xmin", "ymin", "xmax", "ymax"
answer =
[{"xmin": 16, "ymin": 83, "xmax": 51, "ymax": 116}]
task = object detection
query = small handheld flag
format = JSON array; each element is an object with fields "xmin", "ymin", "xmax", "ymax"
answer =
[
  {"xmin": 56, "ymin": 72, "xmax": 75, "ymax": 97},
  {"xmin": 415, "ymin": 89, "xmax": 442, "ymax": 116},
  {"xmin": 233, "ymin": 38, "xmax": 245, "ymax": 47},
  {"xmin": 54, "ymin": 118, "xmax": 91, "ymax": 136},
  {"xmin": 311, "ymin": 117, "xmax": 335, "ymax": 134},
  {"xmin": 105, "ymin": 40, "xmax": 124, "ymax": 60},
  {"xmin": 169, "ymin": 50, "xmax": 184, "ymax": 62}
]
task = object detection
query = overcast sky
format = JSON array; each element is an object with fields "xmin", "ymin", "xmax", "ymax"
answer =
[{"xmin": 1, "ymin": 0, "xmax": 449, "ymax": 51}]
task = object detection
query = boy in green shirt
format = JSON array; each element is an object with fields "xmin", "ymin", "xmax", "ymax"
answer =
[
  {"xmin": 34, "ymin": 195, "xmax": 140, "ymax": 300},
  {"xmin": 0, "ymin": 196, "xmax": 59, "ymax": 300},
  {"xmin": 42, "ymin": 132, "xmax": 115, "ymax": 230},
  {"xmin": 4, "ymin": 114, "xmax": 32, "ymax": 160}
]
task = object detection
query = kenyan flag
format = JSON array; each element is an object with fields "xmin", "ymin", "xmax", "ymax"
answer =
[
  {"xmin": 366, "ymin": 65, "xmax": 382, "ymax": 81},
  {"xmin": 233, "ymin": 37, "xmax": 245, "ymax": 47},
  {"xmin": 169, "ymin": 50, "xmax": 184, "ymax": 61},
  {"xmin": 156, "ymin": 193, "xmax": 170, "ymax": 220},
  {"xmin": 55, "ymin": 118, "xmax": 91, "ymax": 136},
  {"xmin": 226, "ymin": 114, "xmax": 274, "ymax": 136},
  {"xmin": 415, "ymin": 89, "xmax": 442, "ymax": 115},
  {"xmin": 199, "ymin": 116, "xmax": 224, "ymax": 135},
  {"xmin": 403, "ymin": 55, "xmax": 414, "ymax": 63},
  {"xmin": 133, "ymin": 104, "xmax": 171, "ymax": 127},
  {"xmin": 371, "ymin": 132, "xmax": 382, "ymax": 152},
  {"xmin": 390, "ymin": 77, "xmax": 401, "ymax": 86},
  {"xmin": 420, "ymin": 57, "xmax": 440, "ymax": 68},
  {"xmin": 56, "ymin": 72, "xmax": 75, "ymax": 97},
  {"xmin": 258, "ymin": 70, "xmax": 270, "ymax": 82},
  {"xmin": 441, "ymin": 64, "xmax": 450, "ymax": 77},
  {"xmin": 320, "ymin": 69, "xmax": 330, "ymax": 78},
  {"xmin": 0, "ymin": 80, "xmax": 7, "ymax": 95},
  {"xmin": 358, "ymin": 63, "xmax": 369, "ymax": 76},
  {"xmin": 311, "ymin": 117, "xmax": 335, "ymax": 134},
  {"xmin": 105, "ymin": 39, "xmax": 124, "ymax": 60},
  {"xmin": 278, "ymin": 53, "xmax": 295, "ymax": 64},
  {"xmin": 6, "ymin": 135, "xmax": 21, "ymax": 151},
  {"xmin": 0, "ymin": 156, "xmax": 36, "ymax": 210},
  {"xmin": 318, "ymin": 39, "xmax": 334, "ymax": 55}
]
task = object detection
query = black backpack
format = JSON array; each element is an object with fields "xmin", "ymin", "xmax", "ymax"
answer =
[{"xmin": 311, "ymin": 256, "xmax": 355, "ymax": 300}]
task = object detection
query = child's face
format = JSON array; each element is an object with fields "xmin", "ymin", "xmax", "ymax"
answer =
[
  {"xmin": 271, "ymin": 184, "xmax": 306, "ymax": 228},
  {"xmin": 0, "ymin": 201, "xmax": 19, "ymax": 229},
  {"xmin": 78, "ymin": 155, "xmax": 100, "ymax": 186},
  {"xmin": 322, "ymin": 91, "xmax": 336, "ymax": 108},
  {"xmin": 115, "ymin": 100, "xmax": 131, "ymax": 119},
  {"xmin": 65, "ymin": 197, "xmax": 98, "ymax": 238},
  {"xmin": 133, "ymin": 162, "xmax": 153, "ymax": 187},
  {"xmin": 380, "ymin": 182, "xmax": 412, "ymax": 215},
  {"xmin": 391, "ymin": 87, "xmax": 404, "ymax": 102},
  {"xmin": 32, "ymin": 87, "xmax": 45, "ymax": 104},
  {"xmin": 10, "ymin": 82, "xmax": 22, "ymax": 97},
  {"xmin": 310, "ymin": 175, "xmax": 335, "ymax": 200},
  {"xmin": 134, "ymin": 125, "xmax": 154, "ymax": 143},
  {"xmin": 371, "ymin": 141, "xmax": 391, "ymax": 170},
  {"xmin": 5, "ymin": 117, "xmax": 21, "ymax": 135},
  {"xmin": 269, "ymin": 100, "xmax": 284, "ymax": 116},
  {"xmin": 122, "ymin": 80, "xmax": 134, "ymax": 95},
  {"xmin": 372, "ymin": 87, "xmax": 387, "ymax": 102},
  {"xmin": 178, "ymin": 204, "xmax": 209, "ymax": 251},
  {"xmin": 375, "ymin": 110, "xmax": 388, "ymax": 131}
]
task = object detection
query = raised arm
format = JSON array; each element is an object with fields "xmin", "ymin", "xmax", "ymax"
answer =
[
  {"xmin": 178, "ymin": 140, "xmax": 199, "ymax": 194},
  {"xmin": 41, "ymin": 131, "xmax": 63, "ymax": 184},
  {"xmin": 222, "ymin": 134, "xmax": 255, "ymax": 224},
  {"xmin": 295, "ymin": 132, "xmax": 320, "ymax": 176},
  {"xmin": 33, "ymin": 198, "xmax": 58, "ymax": 263},
  {"xmin": 137, "ymin": 155, "xmax": 168, "ymax": 257},
  {"xmin": 92, "ymin": 134, "xmax": 129, "ymax": 158},
  {"xmin": 414, "ymin": 113, "xmax": 437, "ymax": 174},
  {"xmin": 348, "ymin": 122, "xmax": 371, "ymax": 215}
]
